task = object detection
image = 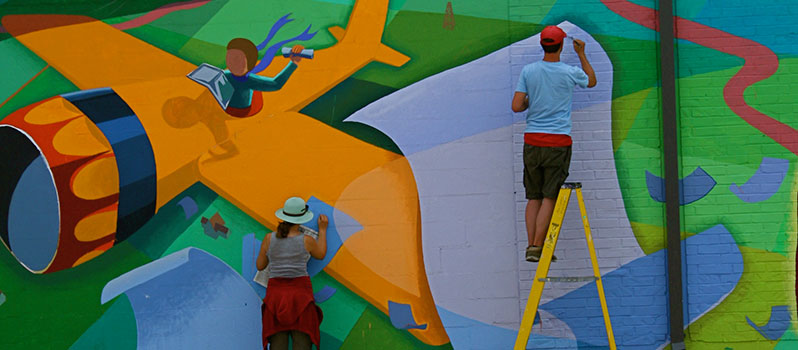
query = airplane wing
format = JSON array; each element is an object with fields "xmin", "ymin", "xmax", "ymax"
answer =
[
  {"xmin": 3, "ymin": 0, "xmax": 411, "ymax": 115},
  {"xmin": 2, "ymin": 14, "xmax": 196, "ymax": 90},
  {"xmin": 196, "ymin": 111, "xmax": 399, "ymax": 228},
  {"xmin": 196, "ymin": 112, "xmax": 449, "ymax": 345}
]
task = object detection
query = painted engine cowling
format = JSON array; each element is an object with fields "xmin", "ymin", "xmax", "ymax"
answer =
[{"xmin": 0, "ymin": 88, "xmax": 155, "ymax": 273}]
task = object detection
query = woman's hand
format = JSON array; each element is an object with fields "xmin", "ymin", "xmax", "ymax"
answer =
[
  {"xmin": 318, "ymin": 214, "xmax": 328, "ymax": 230},
  {"xmin": 291, "ymin": 45, "xmax": 304, "ymax": 63},
  {"xmin": 307, "ymin": 215, "xmax": 328, "ymax": 259}
]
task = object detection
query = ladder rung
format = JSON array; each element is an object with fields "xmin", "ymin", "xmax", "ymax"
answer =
[
  {"xmin": 561, "ymin": 182, "xmax": 582, "ymax": 189},
  {"xmin": 538, "ymin": 276, "xmax": 597, "ymax": 283}
]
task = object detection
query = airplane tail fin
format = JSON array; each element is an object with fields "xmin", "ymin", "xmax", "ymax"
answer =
[{"xmin": 325, "ymin": 0, "xmax": 410, "ymax": 68}]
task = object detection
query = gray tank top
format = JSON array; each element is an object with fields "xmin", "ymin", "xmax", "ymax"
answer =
[{"xmin": 267, "ymin": 234, "xmax": 310, "ymax": 278}]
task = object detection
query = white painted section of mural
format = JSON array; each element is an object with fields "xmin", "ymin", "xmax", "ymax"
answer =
[{"xmin": 347, "ymin": 21, "xmax": 642, "ymax": 348}]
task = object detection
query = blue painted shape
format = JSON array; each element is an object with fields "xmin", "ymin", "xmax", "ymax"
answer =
[
  {"xmin": 746, "ymin": 305, "xmax": 791, "ymax": 341},
  {"xmin": 101, "ymin": 247, "xmax": 262, "ymax": 349},
  {"xmin": 301, "ymin": 196, "xmax": 361, "ymax": 277},
  {"xmin": 539, "ymin": 224, "xmax": 743, "ymax": 349},
  {"xmin": 436, "ymin": 306, "xmax": 593, "ymax": 350},
  {"xmin": 0, "ymin": 292, "xmax": 5, "ymax": 307},
  {"xmin": 313, "ymin": 286, "xmax": 337, "ymax": 303},
  {"xmin": 7, "ymin": 155, "xmax": 59, "ymax": 272},
  {"xmin": 388, "ymin": 301, "xmax": 427, "ymax": 330},
  {"xmin": 646, "ymin": 167, "xmax": 716, "ymax": 205},
  {"xmin": 730, "ymin": 157, "xmax": 789, "ymax": 203},
  {"xmin": 61, "ymin": 87, "xmax": 113, "ymax": 104},
  {"xmin": 62, "ymin": 87, "xmax": 156, "ymax": 241},
  {"xmin": 241, "ymin": 233, "xmax": 266, "ymax": 299},
  {"xmin": 329, "ymin": 202, "xmax": 364, "ymax": 244},
  {"xmin": 96, "ymin": 115, "xmax": 146, "ymax": 145},
  {"xmin": 177, "ymin": 196, "xmax": 199, "ymax": 219},
  {"xmin": 112, "ymin": 136, "xmax": 156, "ymax": 188}
]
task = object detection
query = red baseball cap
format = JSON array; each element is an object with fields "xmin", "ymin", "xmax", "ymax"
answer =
[{"xmin": 540, "ymin": 25, "xmax": 566, "ymax": 45}]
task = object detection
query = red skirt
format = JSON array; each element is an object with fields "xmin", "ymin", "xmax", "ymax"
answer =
[{"xmin": 262, "ymin": 276, "xmax": 323, "ymax": 349}]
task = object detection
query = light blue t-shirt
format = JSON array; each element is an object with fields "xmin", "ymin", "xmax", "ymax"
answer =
[{"xmin": 515, "ymin": 61, "xmax": 589, "ymax": 135}]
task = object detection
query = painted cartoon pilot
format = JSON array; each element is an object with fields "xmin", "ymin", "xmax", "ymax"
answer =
[
  {"xmin": 222, "ymin": 14, "xmax": 316, "ymax": 117},
  {"xmin": 224, "ymin": 39, "xmax": 304, "ymax": 116}
]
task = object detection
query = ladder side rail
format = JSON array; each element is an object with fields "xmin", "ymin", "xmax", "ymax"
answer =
[
  {"xmin": 514, "ymin": 187, "xmax": 572, "ymax": 350},
  {"xmin": 575, "ymin": 188, "xmax": 618, "ymax": 350}
]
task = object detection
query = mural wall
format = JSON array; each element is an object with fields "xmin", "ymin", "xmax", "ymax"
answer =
[{"xmin": 0, "ymin": 0, "xmax": 796, "ymax": 349}]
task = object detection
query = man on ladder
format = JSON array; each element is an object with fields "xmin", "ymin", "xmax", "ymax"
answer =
[
  {"xmin": 512, "ymin": 25, "xmax": 616, "ymax": 349},
  {"xmin": 514, "ymin": 182, "xmax": 617, "ymax": 349},
  {"xmin": 511, "ymin": 25, "xmax": 596, "ymax": 262}
]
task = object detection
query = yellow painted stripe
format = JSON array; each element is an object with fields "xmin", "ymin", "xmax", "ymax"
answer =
[
  {"xmin": 71, "ymin": 241, "xmax": 113, "ymax": 267},
  {"xmin": 23, "ymin": 97, "xmax": 83, "ymax": 125},
  {"xmin": 72, "ymin": 157, "xmax": 119, "ymax": 200},
  {"xmin": 53, "ymin": 116, "xmax": 112, "ymax": 156},
  {"xmin": 74, "ymin": 210, "xmax": 117, "ymax": 242}
]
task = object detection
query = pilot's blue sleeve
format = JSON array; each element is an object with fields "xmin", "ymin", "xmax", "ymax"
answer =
[{"xmin": 248, "ymin": 62, "xmax": 298, "ymax": 91}]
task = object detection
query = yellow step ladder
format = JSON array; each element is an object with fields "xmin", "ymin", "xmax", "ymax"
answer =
[{"xmin": 514, "ymin": 182, "xmax": 617, "ymax": 350}]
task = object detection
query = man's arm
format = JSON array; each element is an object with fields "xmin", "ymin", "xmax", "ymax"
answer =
[
  {"xmin": 512, "ymin": 92, "xmax": 529, "ymax": 112},
  {"xmin": 573, "ymin": 39, "xmax": 597, "ymax": 88}
]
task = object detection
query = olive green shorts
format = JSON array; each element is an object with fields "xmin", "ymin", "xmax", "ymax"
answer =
[{"xmin": 523, "ymin": 144, "xmax": 572, "ymax": 199}]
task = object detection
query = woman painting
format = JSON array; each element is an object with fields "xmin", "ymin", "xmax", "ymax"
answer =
[{"xmin": 256, "ymin": 196, "xmax": 327, "ymax": 350}]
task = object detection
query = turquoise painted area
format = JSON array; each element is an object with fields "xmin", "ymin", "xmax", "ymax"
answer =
[
  {"xmin": 675, "ymin": 0, "xmax": 709, "ymax": 19},
  {"xmin": 775, "ymin": 328, "xmax": 798, "ymax": 350},
  {"xmin": 676, "ymin": 40, "xmax": 744, "ymax": 78},
  {"xmin": 542, "ymin": 0, "xmax": 658, "ymax": 41},
  {"xmin": 69, "ymin": 296, "xmax": 137, "ymax": 350},
  {"xmin": 0, "ymin": 39, "xmax": 46, "ymax": 103},
  {"xmin": 311, "ymin": 272, "xmax": 368, "ymax": 343}
]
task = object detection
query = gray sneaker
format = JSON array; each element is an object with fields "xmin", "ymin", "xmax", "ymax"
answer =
[
  {"xmin": 526, "ymin": 246, "xmax": 541, "ymax": 262},
  {"xmin": 525, "ymin": 246, "xmax": 557, "ymax": 262}
]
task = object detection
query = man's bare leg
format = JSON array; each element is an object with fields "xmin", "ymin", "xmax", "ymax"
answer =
[
  {"xmin": 533, "ymin": 198, "xmax": 557, "ymax": 246},
  {"xmin": 525, "ymin": 199, "xmax": 542, "ymax": 247}
]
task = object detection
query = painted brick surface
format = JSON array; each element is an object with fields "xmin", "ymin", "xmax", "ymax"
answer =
[{"xmin": 1, "ymin": 0, "xmax": 798, "ymax": 349}]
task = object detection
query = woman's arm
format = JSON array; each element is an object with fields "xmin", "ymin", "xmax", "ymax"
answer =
[
  {"xmin": 305, "ymin": 215, "xmax": 328, "ymax": 259},
  {"xmin": 256, "ymin": 233, "xmax": 271, "ymax": 270}
]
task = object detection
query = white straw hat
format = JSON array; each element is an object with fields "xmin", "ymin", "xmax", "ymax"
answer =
[{"xmin": 275, "ymin": 197, "xmax": 314, "ymax": 224}]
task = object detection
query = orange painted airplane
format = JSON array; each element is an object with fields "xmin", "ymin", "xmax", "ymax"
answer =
[{"xmin": 0, "ymin": 0, "xmax": 450, "ymax": 345}]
